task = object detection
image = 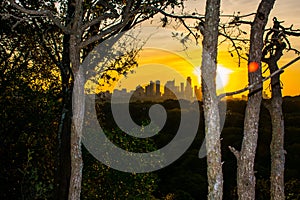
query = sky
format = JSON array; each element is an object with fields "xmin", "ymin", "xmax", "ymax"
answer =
[{"xmin": 95, "ymin": 0, "xmax": 300, "ymax": 97}]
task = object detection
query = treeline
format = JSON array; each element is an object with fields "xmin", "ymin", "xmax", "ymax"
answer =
[
  {"xmin": 96, "ymin": 98, "xmax": 300, "ymax": 199},
  {"xmin": 1, "ymin": 94, "xmax": 299, "ymax": 199}
]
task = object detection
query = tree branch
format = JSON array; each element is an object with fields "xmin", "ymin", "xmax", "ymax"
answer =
[
  {"xmin": 8, "ymin": 0, "xmax": 69, "ymax": 33},
  {"xmin": 218, "ymin": 56, "xmax": 300, "ymax": 99},
  {"xmin": 78, "ymin": 21, "xmax": 126, "ymax": 49},
  {"xmin": 80, "ymin": 13, "xmax": 118, "ymax": 32},
  {"xmin": 228, "ymin": 146, "xmax": 240, "ymax": 159}
]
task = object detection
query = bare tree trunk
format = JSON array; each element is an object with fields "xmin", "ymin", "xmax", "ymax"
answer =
[
  {"xmin": 268, "ymin": 62, "xmax": 285, "ymax": 200},
  {"xmin": 262, "ymin": 39, "xmax": 286, "ymax": 200},
  {"xmin": 201, "ymin": 0, "xmax": 223, "ymax": 199},
  {"xmin": 68, "ymin": 33, "xmax": 84, "ymax": 200},
  {"xmin": 229, "ymin": 1, "xmax": 276, "ymax": 199}
]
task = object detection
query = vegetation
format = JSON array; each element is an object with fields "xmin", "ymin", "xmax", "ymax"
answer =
[
  {"xmin": 3, "ymin": 95, "xmax": 300, "ymax": 199},
  {"xmin": 1, "ymin": 0, "xmax": 300, "ymax": 199}
]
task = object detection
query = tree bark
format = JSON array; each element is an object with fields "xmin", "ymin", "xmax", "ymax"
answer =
[
  {"xmin": 262, "ymin": 36, "xmax": 286, "ymax": 200},
  {"xmin": 68, "ymin": 33, "xmax": 84, "ymax": 200},
  {"xmin": 54, "ymin": 1, "xmax": 74, "ymax": 198},
  {"xmin": 268, "ymin": 61, "xmax": 285, "ymax": 200},
  {"xmin": 201, "ymin": 0, "xmax": 223, "ymax": 199},
  {"xmin": 233, "ymin": 1, "xmax": 276, "ymax": 199},
  {"xmin": 54, "ymin": 73, "xmax": 72, "ymax": 200}
]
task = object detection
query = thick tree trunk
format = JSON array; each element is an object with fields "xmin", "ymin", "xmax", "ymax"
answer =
[
  {"xmin": 201, "ymin": 0, "xmax": 223, "ymax": 199},
  {"xmin": 231, "ymin": 1, "xmax": 276, "ymax": 199},
  {"xmin": 68, "ymin": 34, "xmax": 84, "ymax": 200}
]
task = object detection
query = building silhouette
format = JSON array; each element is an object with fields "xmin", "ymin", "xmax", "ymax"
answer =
[
  {"xmin": 185, "ymin": 77, "xmax": 193, "ymax": 100},
  {"xmin": 98, "ymin": 77, "xmax": 202, "ymax": 102},
  {"xmin": 156, "ymin": 80, "xmax": 161, "ymax": 96}
]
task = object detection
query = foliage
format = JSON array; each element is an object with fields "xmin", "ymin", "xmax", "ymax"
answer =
[
  {"xmin": 0, "ymin": 68, "xmax": 61, "ymax": 199},
  {"xmin": 81, "ymin": 128, "xmax": 159, "ymax": 199},
  {"xmin": 285, "ymin": 179, "xmax": 300, "ymax": 200}
]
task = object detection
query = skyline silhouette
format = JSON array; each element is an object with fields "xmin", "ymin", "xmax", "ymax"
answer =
[{"xmin": 97, "ymin": 76, "xmax": 202, "ymax": 102}]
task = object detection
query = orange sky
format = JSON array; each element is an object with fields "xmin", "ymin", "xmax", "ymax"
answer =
[{"xmin": 94, "ymin": 0, "xmax": 300, "ymax": 97}]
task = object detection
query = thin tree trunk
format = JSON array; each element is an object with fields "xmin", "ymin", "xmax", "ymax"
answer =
[
  {"xmin": 54, "ymin": 76, "xmax": 72, "ymax": 200},
  {"xmin": 55, "ymin": 1, "xmax": 74, "ymax": 197},
  {"xmin": 262, "ymin": 41, "xmax": 286, "ymax": 200},
  {"xmin": 268, "ymin": 61, "xmax": 285, "ymax": 200},
  {"xmin": 229, "ymin": 1, "xmax": 276, "ymax": 199},
  {"xmin": 201, "ymin": 0, "xmax": 223, "ymax": 199}
]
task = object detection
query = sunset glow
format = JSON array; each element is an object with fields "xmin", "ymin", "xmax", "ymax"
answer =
[{"xmin": 95, "ymin": 0, "xmax": 300, "ymax": 98}]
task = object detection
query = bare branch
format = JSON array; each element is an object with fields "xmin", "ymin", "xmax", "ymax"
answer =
[
  {"xmin": 218, "ymin": 56, "xmax": 300, "ymax": 99},
  {"xmin": 228, "ymin": 146, "xmax": 240, "ymax": 159},
  {"xmin": 145, "ymin": 6, "xmax": 205, "ymax": 21},
  {"xmin": 179, "ymin": 18, "xmax": 199, "ymax": 43},
  {"xmin": 80, "ymin": 13, "xmax": 118, "ymax": 32},
  {"xmin": 78, "ymin": 21, "xmax": 126, "ymax": 49}
]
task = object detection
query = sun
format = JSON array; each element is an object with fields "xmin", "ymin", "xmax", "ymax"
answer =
[{"xmin": 193, "ymin": 64, "xmax": 233, "ymax": 90}]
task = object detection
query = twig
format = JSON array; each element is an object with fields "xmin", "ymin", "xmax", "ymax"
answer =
[{"xmin": 228, "ymin": 146, "xmax": 240, "ymax": 159}]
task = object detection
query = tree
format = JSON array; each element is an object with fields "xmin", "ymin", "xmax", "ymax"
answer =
[
  {"xmin": 200, "ymin": 0, "xmax": 223, "ymax": 199},
  {"xmin": 5, "ymin": 0, "xmax": 184, "ymax": 199},
  {"xmin": 0, "ymin": 9, "xmax": 61, "ymax": 198},
  {"xmin": 262, "ymin": 18, "xmax": 300, "ymax": 200},
  {"xmin": 228, "ymin": 0, "xmax": 276, "ymax": 199}
]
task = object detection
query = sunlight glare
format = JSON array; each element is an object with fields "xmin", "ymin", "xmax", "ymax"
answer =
[{"xmin": 193, "ymin": 64, "xmax": 233, "ymax": 90}]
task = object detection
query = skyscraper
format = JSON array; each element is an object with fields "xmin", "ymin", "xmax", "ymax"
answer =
[
  {"xmin": 156, "ymin": 80, "xmax": 161, "ymax": 96},
  {"xmin": 164, "ymin": 79, "xmax": 176, "ymax": 99},
  {"xmin": 185, "ymin": 77, "xmax": 193, "ymax": 100},
  {"xmin": 149, "ymin": 81, "xmax": 155, "ymax": 96}
]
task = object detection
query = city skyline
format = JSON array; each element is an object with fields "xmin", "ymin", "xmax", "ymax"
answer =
[{"xmin": 98, "ymin": 76, "xmax": 202, "ymax": 102}]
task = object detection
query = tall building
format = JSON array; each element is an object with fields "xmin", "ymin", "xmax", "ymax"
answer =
[
  {"xmin": 164, "ymin": 79, "xmax": 176, "ymax": 99},
  {"xmin": 185, "ymin": 77, "xmax": 193, "ymax": 100},
  {"xmin": 149, "ymin": 81, "xmax": 155, "ymax": 96},
  {"xmin": 156, "ymin": 80, "xmax": 161, "ymax": 96},
  {"xmin": 194, "ymin": 85, "xmax": 202, "ymax": 101},
  {"xmin": 180, "ymin": 82, "xmax": 184, "ymax": 93},
  {"xmin": 187, "ymin": 77, "xmax": 192, "ymax": 85},
  {"xmin": 135, "ymin": 85, "xmax": 145, "ymax": 97}
]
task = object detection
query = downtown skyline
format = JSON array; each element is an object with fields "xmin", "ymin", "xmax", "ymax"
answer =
[{"xmin": 98, "ymin": 76, "xmax": 202, "ymax": 102}]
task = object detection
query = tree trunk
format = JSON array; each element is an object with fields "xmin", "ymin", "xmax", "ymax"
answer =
[
  {"xmin": 54, "ymin": 76, "xmax": 72, "ymax": 200},
  {"xmin": 201, "ymin": 0, "xmax": 223, "ymax": 199},
  {"xmin": 54, "ymin": 1, "xmax": 74, "ymax": 197},
  {"xmin": 68, "ymin": 34, "xmax": 84, "ymax": 200},
  {"xmin": 231, "ymin": 1, "xmax": 276, "ymax": 199},
  {"xmin": 268, "ymin": 61, "xmax": 285, "ymax": 200},
  {"xmin": 262, "ymin": 40, "xmax": 286, "ymax": 200}
]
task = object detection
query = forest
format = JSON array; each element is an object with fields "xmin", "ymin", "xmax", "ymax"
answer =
[{"xmin": 1, "ymin": 95, "xmax": 300, "ymax": 199}]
